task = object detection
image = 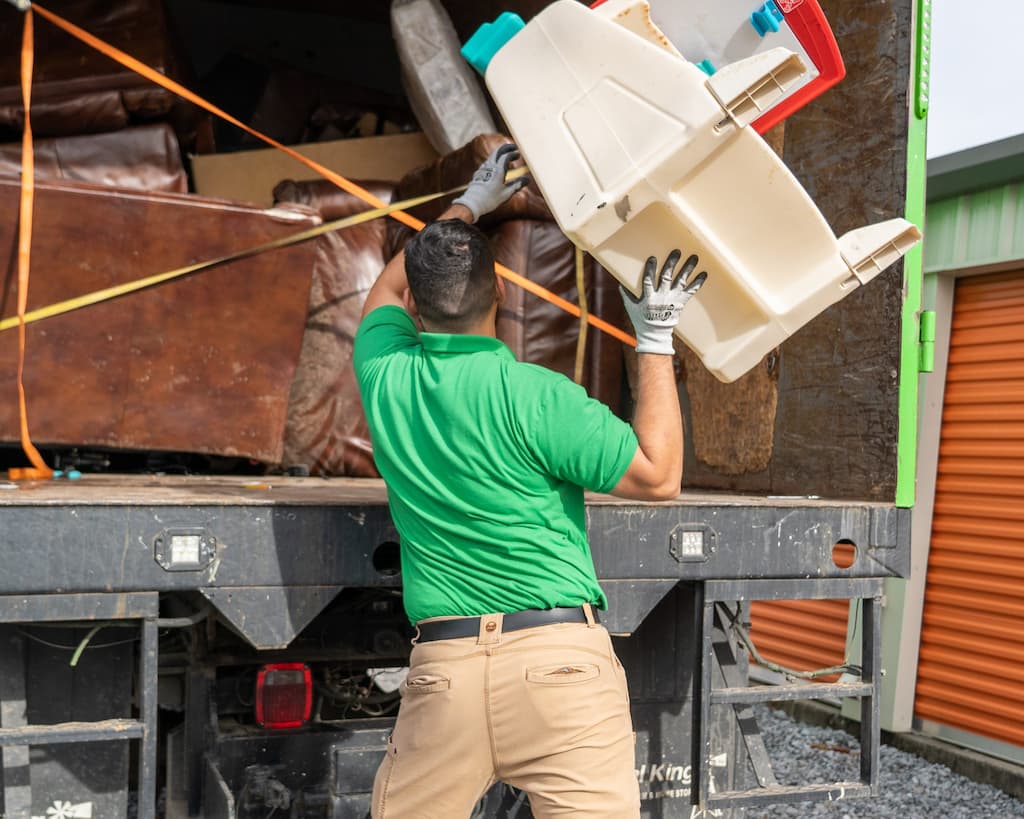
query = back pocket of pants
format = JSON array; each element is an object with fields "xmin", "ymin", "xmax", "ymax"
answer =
[
  {"xmin": 400, "ymin": 673, "xmax": 451, "ymax": 695},
  {"xmin": 525, "ymin": 663, "xmax": 599, "ymax": 685}
]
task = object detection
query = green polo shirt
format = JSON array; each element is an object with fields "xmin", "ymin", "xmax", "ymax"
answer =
[{"xmin": 354, "ymin": 306, "xmax": 638, "ymax": 624}]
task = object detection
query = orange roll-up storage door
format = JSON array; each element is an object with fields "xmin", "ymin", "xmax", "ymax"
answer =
[
  {"xmin": 748, "ymin": 598, "xmax": 851, "ymax": 681},
  {"xmin": 914, "ymin": 270, "xmax": 1024, "ymax": 748}
]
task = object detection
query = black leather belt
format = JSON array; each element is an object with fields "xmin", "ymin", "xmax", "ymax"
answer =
[{"xmin": 415, "ymin": 605, "xmax": 598, "ymax": 642}]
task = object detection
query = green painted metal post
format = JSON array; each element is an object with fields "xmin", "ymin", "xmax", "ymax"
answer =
[{"xmin": 895, "ymin": 0, "xmax": 931, "ymax": 508}]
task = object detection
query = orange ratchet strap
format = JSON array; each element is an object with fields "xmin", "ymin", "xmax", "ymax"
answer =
[
  {"xmin": 28, "ymin": 2, "xmax": 635, "ymax": 348},
  {"xmin": 11, "ymin": 8, "xmax": 52, "ymax": 480}
]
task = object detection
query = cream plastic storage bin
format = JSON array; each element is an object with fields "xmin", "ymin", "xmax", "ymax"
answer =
[{"xmin": 468, "ymin": 0, "xmax": 921, "ymax": 382}]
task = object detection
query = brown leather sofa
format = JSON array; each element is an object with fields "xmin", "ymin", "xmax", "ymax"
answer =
[
  {"xmin": 0, "ymin": 177, "xmax": 320, "ymax": 465},
  {"xmin": 0, "ymin": 0, "xmax": 201, "ymax": 146},
  {"xmin": 0, "ymin": 133, "xmax": 629, "ymax": 477},
  {"xmin": 276, "ymin": 134, "xmax": 630, "ymax": 477}
]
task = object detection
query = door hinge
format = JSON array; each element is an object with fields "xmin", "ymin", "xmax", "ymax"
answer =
[{"xmin": 919, "ymin": 310, "xmax": 936, "ymax": 372}]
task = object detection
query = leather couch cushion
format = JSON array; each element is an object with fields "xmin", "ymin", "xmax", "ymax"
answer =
[
  {"xmin": 0, "ymin": 124, "xmax": 187, "ymax": 192},
  {"xmin": 491, "ymin": 219, "xmax": 627, "ymax": 413},
  {"xmin": 273, "ymin": 178, "xmax": 394, "ymax": 223},
  {"xmin": 277, "ymin": 181, "xmax": 395, "ymax": 477}
]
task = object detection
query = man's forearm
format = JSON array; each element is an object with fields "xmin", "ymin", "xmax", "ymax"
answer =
[
  {"xmin": 607, "ymin": 350, "xmax": 684, "ymax": 501},
  {"xmin": 632, "ymin": 352, "xmax": 683, "ymax": 490},
  {"xmin": 611, "ymin": 250, "xmax": 703, "ymax": 500}
]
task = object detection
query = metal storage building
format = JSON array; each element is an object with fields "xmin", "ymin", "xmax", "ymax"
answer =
[{"xmin": 905, "ymin": 134, "xmax": 1024, "ymax": 761}]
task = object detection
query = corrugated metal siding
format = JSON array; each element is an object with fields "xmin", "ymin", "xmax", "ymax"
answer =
[
  {"xmin": 924, "ymin": 183, "xmax": 1024, "ymax": 274},
  {"xmin": 914, "ymin": 270, "xmax": 1024, "ymax": 748},
  {"xmin": 748, "ymin": 599, "xmax": 850, "ymax": 681}
]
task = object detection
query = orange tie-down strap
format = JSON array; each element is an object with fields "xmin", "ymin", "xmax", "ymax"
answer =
[
  {"xmin": 9, "ymin": 8, "xmax": 52, "ymax": 481},
  {"xmin": 27, "ymin": 2, "xmax": 635, "ymax": 349}
]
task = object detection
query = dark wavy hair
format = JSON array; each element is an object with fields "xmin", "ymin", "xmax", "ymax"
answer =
[{"xmin": 404, "ymin": 219, "xmax": 497, "ymax": 331}]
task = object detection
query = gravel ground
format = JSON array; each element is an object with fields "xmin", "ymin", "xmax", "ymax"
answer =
[{"xmin": 749, "ymin": 706, "xmax": 1024, "ymax": 818}]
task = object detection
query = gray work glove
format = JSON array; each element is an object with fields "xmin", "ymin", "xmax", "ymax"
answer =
[
  {"xmin": 452, "ymin": 143, "xmax": 528, "ymax": 223},
  {"xmin": 621, "ymin": 250, "xmax": 708, "ymax": 355}
]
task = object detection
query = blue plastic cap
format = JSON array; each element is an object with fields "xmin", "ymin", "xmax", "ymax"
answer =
[
  {"xmin": 750, "ymin": 1, "xmax": 784, "ymax": 37},
  {"xmin": 461, "ymin": 12, "xmax": 526, "ymax": 76},
  {"xmin": 696, "ymin": 59, "xmax": 717, "ymax": 76}
]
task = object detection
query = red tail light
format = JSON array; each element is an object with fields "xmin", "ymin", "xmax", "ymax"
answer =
[{"xmin": 255, "ymin": 663, "xmax": 312, "ymax": 729}]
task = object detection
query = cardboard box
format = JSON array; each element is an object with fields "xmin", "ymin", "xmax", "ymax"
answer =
[{"xmin": 190, "ymin": 132, "xmax": 438, "ymax": 207}]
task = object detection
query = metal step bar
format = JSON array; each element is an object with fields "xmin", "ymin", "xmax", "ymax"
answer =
[
  {"xmin": 0, "ymin": 718, "xmax": 145, "ymax": 746},
  {"xmin": 0, "ymin": 592, "xmax": 159, "ymax": 819},
  {"xmin": 694, "ymin": 577, "xmax": 883, "ymax": 811}
]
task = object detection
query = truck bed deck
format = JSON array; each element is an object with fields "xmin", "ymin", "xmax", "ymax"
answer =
[
  {"xmin": 0, "ymin": 474, "xmax": 908, "ymax": 639},
  {"xmin": 0, "ymin": 473, "xmax": 889, "ymax": 508}
]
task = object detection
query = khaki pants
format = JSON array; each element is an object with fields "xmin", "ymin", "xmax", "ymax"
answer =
[{"xmin": 371, "ymin": 611, "xmax": 641, "ymax": 818}]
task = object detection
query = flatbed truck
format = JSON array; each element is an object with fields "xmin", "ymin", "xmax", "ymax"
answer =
[
  {"xmin": 0, "ymin": 0, "xmax": 927, "ymax": 815},
  {"xmin": 0, "ymin": 476, "xmax": 907, "ymax": 816}
]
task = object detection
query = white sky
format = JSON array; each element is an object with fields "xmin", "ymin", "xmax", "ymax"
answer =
[{"xmin": 927, "ymin": 0, "xmax": 1024, "ymax": 158}]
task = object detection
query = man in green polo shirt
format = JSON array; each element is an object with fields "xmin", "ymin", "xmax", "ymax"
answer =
[{"xmin": 355, "ymin": 143, "xmax": 705, "ymax": 819}]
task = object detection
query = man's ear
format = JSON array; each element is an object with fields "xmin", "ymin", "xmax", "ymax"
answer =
[
  {"xmin": 496, "ymin": 276, "xmax": 506, "ymax": 306},
  {"xmin": 402, "ymin": 287, "xmax": 419, "ymax": 317}
]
